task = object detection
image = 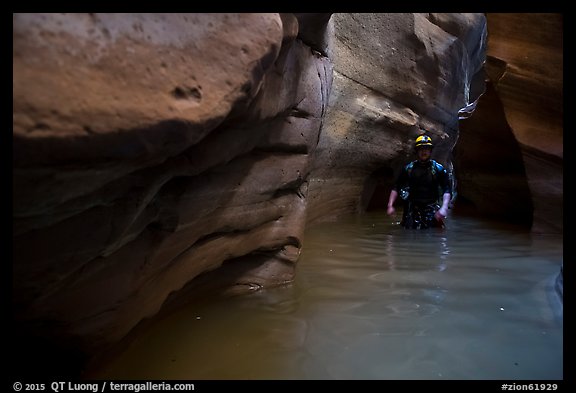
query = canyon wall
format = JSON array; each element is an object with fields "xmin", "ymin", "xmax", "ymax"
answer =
[
  {"xmin": 307, "ymin": 13, "xmax": 487, "ymax": 221},
  {"xmin": 457, "ymin": 13, "xmax": 562, "ymax": 233},
  {"xmin": 13, "ymin": 13, "xmax": 332, "ymax": 372}
]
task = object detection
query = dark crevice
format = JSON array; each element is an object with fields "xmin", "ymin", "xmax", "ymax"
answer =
[
  {"xmin": 34, "ymin": 122, "xmax": 51, "ymax": 131},
  {"xmin": 164, "ymin": 214, "xmax": 285, "ymax": 268},
  {"xmin": 253, "ymin": 145, "xmax": 309, "ymax": 155},
  {"xmin": 171, "ymin": 86, "xmax": 202, "ymax": 101},
  {"xmin": 289, "ymin": 106, "xmax": 313, "ymax": 119},
  {"xmin": 272, "ymin": 178, "xmax": 306, "ymax": 199},
  {"xmin": 83, "ymin": 125, "xmax": 96, "ymax": 134}
]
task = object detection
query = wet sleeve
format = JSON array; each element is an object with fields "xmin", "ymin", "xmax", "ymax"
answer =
[{"xmin": 438, "ymin": 167, "xmax": 452, "ymax": 195}]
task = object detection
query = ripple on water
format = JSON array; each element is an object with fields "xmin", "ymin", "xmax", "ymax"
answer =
[{"xmin": 90, "ymin": 212, "xmax": 563, "ymax": 380}]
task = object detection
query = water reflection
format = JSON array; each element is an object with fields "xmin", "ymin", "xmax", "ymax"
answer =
[{"xmin": 89, "ymin": 212, "xmax": 563, "ymax": 380}]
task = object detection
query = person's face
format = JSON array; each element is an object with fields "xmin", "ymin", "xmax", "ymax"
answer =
[{"xmin": 416, "ymin": 147, "xmax": 432, "ymax": 161}]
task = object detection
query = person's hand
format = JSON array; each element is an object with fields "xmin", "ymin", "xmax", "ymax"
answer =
[
  {"xmin": 387, "ymin": 206, "xmax": 395, "ymax": 216},
  {"xmin": 435, "ymin": 206, "xmax": 448, "ymax": 221}
]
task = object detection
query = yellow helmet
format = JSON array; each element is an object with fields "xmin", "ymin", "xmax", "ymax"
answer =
[{"xmin": 415, "ymin": 135, "xmax": 433, "ymax": 149}]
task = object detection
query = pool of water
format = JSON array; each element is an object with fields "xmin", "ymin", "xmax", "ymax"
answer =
[{"xmin": 89, "ymin": 211, "xmax": 563, "ymax": 380}]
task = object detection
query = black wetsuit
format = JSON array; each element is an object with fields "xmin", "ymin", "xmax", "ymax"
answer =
[{"xmin": 393, "ymin": 159, "xmax": 452, "ymax": 229}]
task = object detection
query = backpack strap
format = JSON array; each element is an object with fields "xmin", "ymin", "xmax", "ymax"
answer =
[
  {"xmin": 405, "ymin": 161, "xmax": 415, "ymax": 177},
  {"xmin": 429, "ymin": 160, "xmax": 443, "ymax": 179}
]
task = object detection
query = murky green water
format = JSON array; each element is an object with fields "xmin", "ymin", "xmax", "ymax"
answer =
[{"xmin": 90, "ymin": 211, "xmax": 563, "ymax": 380}]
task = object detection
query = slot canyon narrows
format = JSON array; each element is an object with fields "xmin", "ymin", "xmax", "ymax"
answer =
[{"xmin": 12, "ymin": 13, "xmax": 562, "ymax": 379}]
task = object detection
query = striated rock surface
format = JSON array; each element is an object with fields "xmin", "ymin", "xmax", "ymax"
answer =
[
  {"xmin": 457, "ymin": 13, "xmax": 562, "ymax": 232},
  {"xmin": 485, "ymin": 13, "xmax": 563, "ymax": 233},
  {"xmin": 13, "ymin": 12, "xmax": 332, "ymax": 369},
  {"xmin": 15, "ymin": 12, "xmax": 561, "ymax": 377},
  {"xmin": 307, "ymin": 13, "xmax": 487, "ymax": 222}
]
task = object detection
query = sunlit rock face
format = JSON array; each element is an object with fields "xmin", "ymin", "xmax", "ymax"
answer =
[
  {"xmin": 306, "ymin": 13, "xmax": 487, "ymax": 222},
  {"xmin": 484, "ymin": 13, "xmax": 562, "ymax": 233},
  {"xmin": 13, "ymin": 13, "xmax": 332, "ymax": 362}
]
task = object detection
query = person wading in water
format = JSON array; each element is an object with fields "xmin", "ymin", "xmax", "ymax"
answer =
[{"xmin": 386, "ymin": 134, "xmax": 453, "ymax": 229}]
